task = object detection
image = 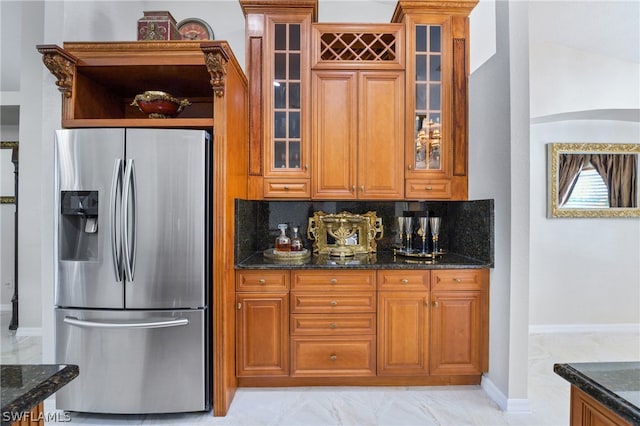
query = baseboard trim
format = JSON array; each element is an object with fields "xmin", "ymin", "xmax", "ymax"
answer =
[
  {"xmin": 481, "ymin": 375, "xmax": 531, "ymax": 413},
  {"xmin": 529, "ymin": 323, "xmax": 640, "ymax": 334},
  {"xmin": 15, "ymin": 327, "xmax": 42, "ymax": 337}
]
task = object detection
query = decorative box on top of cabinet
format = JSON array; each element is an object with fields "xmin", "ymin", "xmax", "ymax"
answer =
[{"xmin": 393, "ymin": 0, "xmax": 478, "ymax": 200}]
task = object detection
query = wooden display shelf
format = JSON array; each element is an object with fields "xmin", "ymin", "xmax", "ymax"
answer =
[{"xmin": 61, "ymin": 118, "xmax": 214, "ymax": 129}]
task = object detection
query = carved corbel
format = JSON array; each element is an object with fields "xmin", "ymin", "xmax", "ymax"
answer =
[
  {"xmin": 36, "ymin": 45, "xmax": 78, "ymax": 98},
  {"xmin": 201, "ymin": 43, "xmax": 230, "ymax": 98},
  {"xmin": 205, "ymin": 51, "xmax": 227, "ymax": 98}
]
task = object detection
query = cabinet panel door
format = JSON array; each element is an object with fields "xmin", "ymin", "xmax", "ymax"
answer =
[
  {"xmin": 430, "ymin": 291, "xmax": 484, "ymax": 375},
  {"xmin": 312, "ymin": 71, "xmax": 358, "ymax": 199},
  {"xmin": 358, "ymin": 71, "xmax": 404, "ymax": 199},
  {"xmin": 236, "ymin": 293, "xmax": 289, "ymax": 377},
  {"xmin": 377, "ymin": 292, "xmax": 429, "ymax": 376}
]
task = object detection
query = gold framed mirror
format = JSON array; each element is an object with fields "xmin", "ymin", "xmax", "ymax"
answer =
[{"xmin": 547, "ymin": 143, "xmax": 640, "ymax": 218}]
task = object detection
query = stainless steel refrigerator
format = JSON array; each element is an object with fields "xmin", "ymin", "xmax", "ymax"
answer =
[{"xmin": 54, "ymin": 128, "xmax": 210, "ymax": 414}]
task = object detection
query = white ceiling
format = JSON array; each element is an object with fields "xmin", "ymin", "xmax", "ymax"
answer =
[{"xmin": 528, "ymin": 0, "xmax": 640, "ymax": 64}]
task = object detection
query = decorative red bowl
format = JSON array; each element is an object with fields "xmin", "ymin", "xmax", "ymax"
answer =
[{"xmin": 131, "ymin": 91, "xmax": 191, "ymax": 118}]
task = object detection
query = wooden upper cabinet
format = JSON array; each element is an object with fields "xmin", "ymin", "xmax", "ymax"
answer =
[
  {"xmin": 240, "ymin": 0, "xmax": 317, "ymax": 199},
  {"xmin": 311, "ymin": 24, "xmax": 405, "ymax": 200},
  {"xmin": 393, "ymin": 0, "xmax": 478, "ymax": 200}
]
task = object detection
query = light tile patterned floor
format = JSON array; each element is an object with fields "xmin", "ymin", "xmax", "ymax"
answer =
[{"xmin": 2, "ymin": 311, "xmax": 638, "ymax": 425}]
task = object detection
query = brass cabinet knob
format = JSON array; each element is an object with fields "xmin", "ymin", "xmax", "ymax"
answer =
[
  {"xmin": 352, "ymin": 185, "xmax": 356, "ymax": 192},
  {"xmin": 360, "ymin": 185, "xmax": 365, "ymax": 192},
  {"xmin": 304, "ymin": 164, "xmax": 309, "ymax": 170},
  {"xmin": 237, "ymin": 302, "xmax": 242, "ymax": 310},
  {"xmin": 258, "ymin": 278, "xmax": 266, "ymax": 284},
  {"xmin": 329, "ymin": 354, "xmax": 337, "ymax": 361},
  {"xmin": 401, "ymin": 278, "xmax": 409, "ymax": 284},
  {"xmin": 329, "ymin": 323, "xmax": 337, "ymax": 329},
  {"xmin": 425, "ymin": 186, "xmax": 433, "ymax": 190},
  {"xmin": 329, "ymin": 278, "xmax": 338, "ymax": 284},
  {"xmin": 408, "ymin": 165, "xmax": 413, "ymax": 170},
  {"xmin": 455, "ymin": 278, "xmax": 462, "ymax": 283},
  {"xmin": 283, "ymin": 186, "xmax": 289, "ymax": 190},
  {"xmin": 330, "ymin": 300, "xmax": 338, "ymax": 306},
  {"xmin": 433, "ymin": 301, "xmax": 439, "ymax": 308}
]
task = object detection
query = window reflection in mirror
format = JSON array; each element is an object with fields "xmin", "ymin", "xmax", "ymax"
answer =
[{"xmin": 548, "ymin": 143, "xmax": 640, "ymax": 218}]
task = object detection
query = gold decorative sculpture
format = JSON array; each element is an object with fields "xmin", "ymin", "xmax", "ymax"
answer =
[{"xmin": 307, "ymin": 211, "xmax": 383, "ymax": 257}]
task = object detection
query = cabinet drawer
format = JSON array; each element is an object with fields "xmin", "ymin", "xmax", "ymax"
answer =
[
  {"xmin": 377, "ymin": 270, "xmax": 430, "ymax": 291},
  {"xmin": 291, "ymin": 270, "xmax": 375, "ymax": 291},
  {"xmin": 291, "ymin": 336, "xmax": 376, "ymax": 377},
  {"xmin": 236, "ymin": 270, "xmax": 289, "ymax": 291},
  {"xmin": 264, "ymin": 179, "xmax": 310, "ymax": 198},
  {"xmin": 291, "ymin": 313, "xmax": 376, "ymax": 335},
  {"xmin": 431, "ymin": 269, "xmax": 488, "ymax": 291},
  {"xmin": 405, "ymin": 179, "xmax": 452, "ymax": 199},
  {"xmin": 291, "ymin": 292, "xmax": 376, "ymax": 313}
]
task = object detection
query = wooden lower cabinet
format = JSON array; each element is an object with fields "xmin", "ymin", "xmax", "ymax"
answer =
[
  {"xmin": 570, "ymin": 386, "xmax": 632, "ymax": 426},
  {"xmin": 236, "ymin": 268, "xmax": 488, "ymax": 383},
  {"xmin": 236, "ymin": 271, "xmax": 290, "ymax": 377},
  {"xmin": 430, "ymin": 269, "xmax": 489, "ymax": 376},
  {"xmin": 377, "ymin": 270, "xmax": 430, "ymax": 376}
]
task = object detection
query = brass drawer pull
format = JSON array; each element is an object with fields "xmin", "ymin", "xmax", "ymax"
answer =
[
  {"xmin": 329, "ymin": 354, "xmax": 337, "ymax": 361},
  {"xmin": 258, "ymin": 278, "xmax": 266, "ymax": 284},
  {"xmin": 329, "ymin": 323, "xmax": 337, "ymax": 329},
  {"xmin": 330, "ymin": 300, "xmax": 338, "ymax": 306},
  {"xmin": 454, "ymin": 278, "xmax": 462, "ymax": 283},
  {"xmin": 401, "ymin": 278, "xmax": 409, "ymax": 284},
  {"xmin": 329, "ymin": 278, "xmax": 338, "ymax": 284},
  {"xmin": 425, "ymin": 186, "xmax": 433, "ymax": 190}
]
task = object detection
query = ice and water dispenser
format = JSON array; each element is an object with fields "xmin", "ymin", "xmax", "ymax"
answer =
[{"xmin": 59, "ymin": 191, "xmax": 99, "ymax": 260}]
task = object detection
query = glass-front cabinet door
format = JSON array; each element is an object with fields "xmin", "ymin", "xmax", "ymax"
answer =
[
  {"xmin": 405, "ymin": 15, "xmax": 453, "ymax": 199},
  {"xmin": 263, "ymin": 14, "xmax": 312, "ymax": 198}
]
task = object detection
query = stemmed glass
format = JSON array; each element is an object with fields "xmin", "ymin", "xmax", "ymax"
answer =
[
  {"xmin": 429, "ymin": 217, "xmax": 441, "ymax": 255},
  {"xmin": 396, "ymin": 217, "xmax": 405, "ymax": 250},
  {"xmin": 418, "ymin": 217, "xmax": 428, "ymax": 253},
  {"xmin": 403, "ymin": 217, "xmax": 413, "ymax": 252}
]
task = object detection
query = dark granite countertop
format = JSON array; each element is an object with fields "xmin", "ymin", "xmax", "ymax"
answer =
[
  {"xmin": 1, "ymin": 364, "xmax": 78, "ymax": 425},
  {"xmin": 237, "ymin": 250, "xmax": 491, "ymax": 270},
  {"xmin": 554, "ymin": 362, "xmax": 640, "ymax": 425}
]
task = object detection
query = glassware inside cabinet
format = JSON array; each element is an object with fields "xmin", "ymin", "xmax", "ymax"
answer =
[{"xmin": 413, "ymin": 24, "xmax": 442, "ymax": 171}]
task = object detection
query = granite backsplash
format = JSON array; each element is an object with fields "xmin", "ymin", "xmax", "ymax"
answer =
[{"xmin": 235, "ymin": 199, "xmax": 494, "ymax": 267}]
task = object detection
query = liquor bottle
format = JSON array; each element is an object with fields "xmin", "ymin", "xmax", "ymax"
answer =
[
  {"xmin": 290, "ymin": 226, "xmax": 304, "ymax": 252},
  {"xmin": 275, "ymin": 224, "xmax": 291, "ymax": 252}
]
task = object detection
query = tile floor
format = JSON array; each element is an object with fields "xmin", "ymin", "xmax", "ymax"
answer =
[{"xmin": 2, "ymin": 311, "xmax": 638, "ymax": 425}]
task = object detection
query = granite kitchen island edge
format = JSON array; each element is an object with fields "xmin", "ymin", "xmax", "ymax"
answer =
[
  {"xmin": 1, "ymin": 364, "xmax": 78, "ymax": 426},
  {"xmin": 554, "ymin": 362, "xmax": 640, "ymax": 426}
]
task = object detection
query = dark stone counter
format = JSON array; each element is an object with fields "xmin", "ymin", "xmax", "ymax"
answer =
[
  {"xmin": 237, "ymin": 250, "xmax": 491, "ymax": 270},
  {"xmin": 1, "ymin": 364, "xmax": 78, "ymax": 425},
  {"xmin": 554, "ymin": 362, "xmax": 640, "ymax": 425}
]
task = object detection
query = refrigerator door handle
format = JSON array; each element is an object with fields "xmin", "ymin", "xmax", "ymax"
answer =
[
  {"xmin": 122, "ymin": 159, "xmax": 137, "ymax": 282},
  {"xmin": 63, "ymin": 316, "xmax": 189, "ymax": 329},
  {"xmin": 110, "ymin": 159, "xmax": 123, "ymax": 281}
]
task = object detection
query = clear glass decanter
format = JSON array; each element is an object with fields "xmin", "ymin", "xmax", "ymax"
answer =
[
  {"xmin": 275, "ymin": 224, "xmax": 291, "ymax": 252},
  {"xmin": 290, "ymin": 226, "xmax": 304, "ymax": 252}
]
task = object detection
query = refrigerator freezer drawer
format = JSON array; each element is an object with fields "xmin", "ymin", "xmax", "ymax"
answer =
[{"xmin": 55, "ymin": 308, "xmax": 207, "ymax": 414}]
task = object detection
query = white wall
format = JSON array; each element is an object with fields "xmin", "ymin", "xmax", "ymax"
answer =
[
  {"xmin": 530, "ymin": 121, "xmax": 640, "ymax": 329},
  {"xmin": 528, "ymin": 2, "xmax": 640, "ymax": 330}
]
